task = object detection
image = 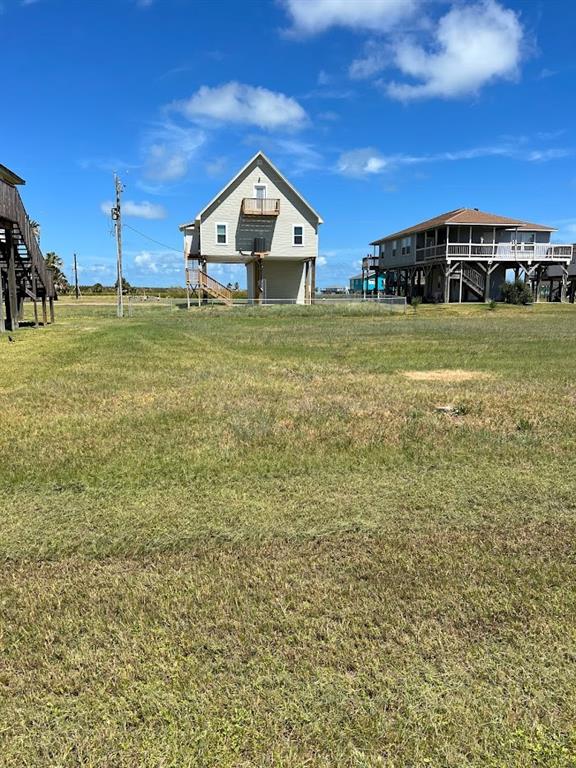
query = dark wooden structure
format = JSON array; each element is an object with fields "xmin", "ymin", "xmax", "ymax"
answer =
[{"xmin": 0, "ymin": 164, "xmax": 55, "ymax": 331}]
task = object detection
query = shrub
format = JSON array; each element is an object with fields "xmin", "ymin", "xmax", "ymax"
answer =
[
  {"xmin": 411, "ymin": 296, "xmax": 422, "ymax": 310},
  {"xmin": 501, "ymin": 279, "xmax": 533, "ymax": 305},
  {"xmin": 487, "ymin": 299, "xmax": 497, "ymax": 310}
]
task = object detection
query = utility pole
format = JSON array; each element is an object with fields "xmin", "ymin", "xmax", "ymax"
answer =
[
  {"xmin": 112, "ymin": 173, "xmax": 124, "ymax": 318},
  {"xmin": 73, "ymin": 253, "xmax": 80, "ymax": 299}
]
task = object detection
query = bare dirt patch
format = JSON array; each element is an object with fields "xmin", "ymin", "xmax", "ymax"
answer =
[{"xmin": 402, "ymin": 369, "xmax": 493, "ymax": 382}]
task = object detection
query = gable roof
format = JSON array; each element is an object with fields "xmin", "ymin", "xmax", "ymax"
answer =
[
  {"xmin": 179, "ymin": 151, "xmax": 323, "ymax": 230},
  {"xmin": 0, "ymin": 164, "xmax": 25, "ymax": 186},
  {"xmin": 370, "ymin": 207, "xmax": 556, "ymax": 245}
]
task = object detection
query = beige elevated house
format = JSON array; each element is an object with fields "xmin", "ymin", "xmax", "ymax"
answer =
[
  {"xmin": 366, "ymin": 208, "xmax": 573, "ymax": 303},
  {"xmin": 180, "ymin": 152, "xmax": 323, "ymax": 304}
]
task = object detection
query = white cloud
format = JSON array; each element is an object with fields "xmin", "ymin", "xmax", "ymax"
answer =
[
  {"xmin": 337, "ymin": 139, "xmax": 573, "ymax": 177},
  {"xmin": 170, "ymin": 82, "xmax": 308, "ymax": 131},
  {"xmin": 100, "ymin": 200, "xmax": 167, "ymax": 220},
  {"xmin": 133, "ymin": 250, "xmax": 180, "ymax": 275},
  {"xmin": 337, "ymin": 149, "xmax": 391, "ymax": 177},
  {"xmin": 141, "ymin": 122, "xmax": 205, "ymax": 182},
  {"xmin": 350, "ymin": 40, "xmax": 390, "ymax": 80},
  {"xmin": 552, "ymin": 219, "xmax": 576, "ymax": 243},
  {"xmin": 244, "ymin": 135, "xmax": 325, "ymax": 175},
  {"xmin": 77, "ymin": 263, "xmax": 114, "ymax": 277},
  {"xmin": 282, "ymin": 0, "xmax": 419, "ymax": 35},
  {"xmin": 205, "ymin": 156, "xmax": 228, "ymax": 177},
  {"xmin": 386, "ymin": 0, "xmax": 524, "ymax": 101},
  {"xmin": 317, "ymin": 255, "xmax": 328, "ymax": 267}
]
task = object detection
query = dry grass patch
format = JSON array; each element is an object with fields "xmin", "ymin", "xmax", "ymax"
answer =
[{"xmin": 402, "ymin": 368, "xmax": 494, "ymax": 382}]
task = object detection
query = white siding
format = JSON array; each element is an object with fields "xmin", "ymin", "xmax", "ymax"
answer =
[
  {"xmin": 200, "ymin": 162, "xmax": 318, "ymax": 262},
  {"xmin": 262, "ymin": 261, "xmax": 306, "ymax": 303},
  {"xmin": 183, "ymin": 221, "xmax": 200, "ymax": 256}
]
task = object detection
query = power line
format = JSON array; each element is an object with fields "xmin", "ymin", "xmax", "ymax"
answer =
[{"xmin": 122, "ymin": 222, "xmax": 182, "ymax": 254}]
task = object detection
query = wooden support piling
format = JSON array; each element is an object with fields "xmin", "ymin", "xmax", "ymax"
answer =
[
  {"xmin": 0, "ymin": 271, "xmax": 5, "ymax": 333},
  {"xmin": 5, "ymin": 230, "xmax": 19, "ymax": 331},
  {"xmin": 310, "ymin": 257, "xmax": 316, "ymax": 304}
]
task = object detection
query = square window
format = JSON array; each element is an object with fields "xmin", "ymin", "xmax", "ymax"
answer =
[
  {"xmin": 216, "ymin": 224, "xmax": 227, "ymax": 245},
  {"xmin": 293, "ymin": 225, "xmax": 303, "ymax": 246}
]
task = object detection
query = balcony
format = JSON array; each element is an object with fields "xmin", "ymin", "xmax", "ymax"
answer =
[
  {"xmin": 413, "ymin": 242, "xmax": 573, "ymax": 262},
  {"xmin": 446, "ymin": 243, "xmax": 573, "ymax": 259},
  {"xmin": 362, "ymin": 255, "xmax": 379, "ymax": 270},
  {"xmin": 242, "ymin": 198, "xmax": 280, "ymax": 216}
]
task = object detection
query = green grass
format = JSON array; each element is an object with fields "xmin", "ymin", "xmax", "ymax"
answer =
[{"xmin": 1, "ymin": 301, "xmax": 576, "ymax": 766}]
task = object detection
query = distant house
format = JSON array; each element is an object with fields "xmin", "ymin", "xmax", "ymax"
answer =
[
  {"xmin": 321, "ymin": 285, "xmax": 346, "ymax": 295},
  {"xmin": 349, "ymin": 272, "xmax": 385, "ymax": 294},
  {"xmin": 180, "ymin": 151, "xmax": 323, "ymax": 305},
  {"xmin": 367, "ymin": 208, "xmax": 573, "ymax": 303},
  {"xmin": 542, "ymin": 260, "xmax": 576, "ymax": 302}
]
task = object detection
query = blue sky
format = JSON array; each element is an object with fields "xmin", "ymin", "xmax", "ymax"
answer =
[{"xmin": 1, "ymin": 0, "xmax": 575, "ymax": 288}]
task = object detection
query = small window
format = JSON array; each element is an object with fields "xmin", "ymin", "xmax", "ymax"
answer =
[
  {"xmin": 293, "ymin": 225, "xmax": 304, "ymax": 246},
  {"xmin": 216, "ymin": 223, "xmax": 227, "ymax": 245},
  {"xmin": 254, "ymin": 184, "xmax": 267, "ymax": 200},
  {"xmin": 518, "ymin": 231, "xmax": 535, "ymax": 244}
]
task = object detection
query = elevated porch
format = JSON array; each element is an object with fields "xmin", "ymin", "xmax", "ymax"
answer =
[{"xmin": 416, "ymin": 242, "xmax": 573, "ymax": 261}]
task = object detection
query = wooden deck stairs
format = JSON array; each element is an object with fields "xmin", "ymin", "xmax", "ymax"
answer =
[
  {"xmin": 188, "ymin": 268, "xmax": 233, "ymax": 305},
  {"xmin": 0, "ymin": 177, "xmax": 55, "ymax": 330},
  {"xmin": 461, "ymin": 264, "xmax": 485, "ymax": 298}
]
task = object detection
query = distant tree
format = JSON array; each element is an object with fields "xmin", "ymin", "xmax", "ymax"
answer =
[
  {"xmin": 44, "ymin": 251, "xmax": 69, "ymax": 294},
  {"xmin": 29, "ymin": 219, "xmax": 41, "ymax": 243},
  {"xmin": 92, "ymin": 282, "xmax": 104, "ymax": 294},
  {"xmin": 114, "ymin": 277, "xmax": 131, "ymax": 294}
]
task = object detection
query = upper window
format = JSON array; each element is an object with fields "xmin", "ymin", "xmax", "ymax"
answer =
[
  {"xmin": 293, "ymin": 225, "xmax": 304, "ymax": 246},
  {"xmin": 518, "ymin": 231, "xmax": 535, "ymax": 244},
  {"xmin": 254, "ymin": 184, "xmax": 267, "ymax": 200},
  {"xmin": 216, "ymin": 223, "xmax": 227, "ymax": 245}
]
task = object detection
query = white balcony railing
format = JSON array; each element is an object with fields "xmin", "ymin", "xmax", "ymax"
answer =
[{"xmin": 446, "ymin": 243, "xmax": 573, "ymax": 259}]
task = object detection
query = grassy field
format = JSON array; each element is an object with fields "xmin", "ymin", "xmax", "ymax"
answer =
[{"xmin": 1, "ymin": 301, "xmax": 576, "ymax": 767}]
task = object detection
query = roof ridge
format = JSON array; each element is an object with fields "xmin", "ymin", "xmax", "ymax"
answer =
[{"xmin": 371, "ymin": 207, "xmax": 556, "ymax": 244}]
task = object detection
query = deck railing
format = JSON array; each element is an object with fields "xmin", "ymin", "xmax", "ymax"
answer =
[
  {"xmin": 362, "ymin": 256, "xmax": 379, "ymax": 270},
  {"xmin": 187, "ymin": 268, "xmax": 233, "ymax": 303},
  {"xmin": 242, "ymin": 198, "xmax": 280, "ymax": 216},
  {"xmin": 411, "ymin": 242, "xmax": 573, "ymax": 261}
]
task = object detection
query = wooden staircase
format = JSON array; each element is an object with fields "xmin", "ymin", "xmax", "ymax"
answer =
[
  {"xmin": 188, "ymin": 268, "xmax": 233, "ymax": 305},
  {"xmin": 0, "ymin": 177, "xmax": 55, "ymax": 330},
  {"xmin": 461, "ymin": 264, "xmax": 485, "ymax": 298}
]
